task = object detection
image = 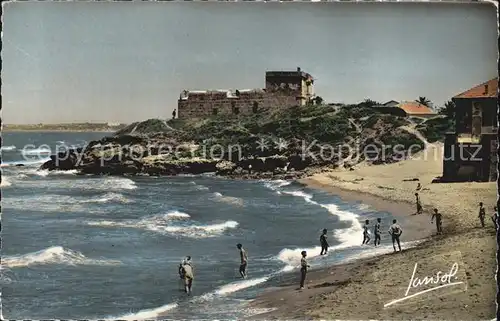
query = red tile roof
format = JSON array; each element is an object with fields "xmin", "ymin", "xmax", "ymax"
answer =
[
  {"xmin": 397, "ymin": 101, "xmax": 436, "ymax": 115},
  {"xmin": 453, "ymin": 78, "xmax": 498, "ymax": 99}
]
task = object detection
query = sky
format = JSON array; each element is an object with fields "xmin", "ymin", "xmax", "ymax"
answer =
[{"xmin": 1, "ymin": 1, "xmax": 498, "ymax": 124}]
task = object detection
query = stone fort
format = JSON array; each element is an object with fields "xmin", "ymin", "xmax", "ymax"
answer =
[{"xmin": 177, "ymin": 67, "xmax": 315, "ymax": 118}]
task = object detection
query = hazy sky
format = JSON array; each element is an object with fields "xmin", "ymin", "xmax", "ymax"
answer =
[{"xmin": 2, "ymin": 2, "xmax": 498, "ymax": 124}]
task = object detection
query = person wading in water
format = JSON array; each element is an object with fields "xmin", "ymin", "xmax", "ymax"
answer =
[
  {"xmin": 237, "ymin": 243, "xmax": 248, "ymax": 278},
  {"xmin": 180, "ymin": 259, "xmax": 194, "ymax": 295},
  {"xmin": 373, "ymin": 218, "xmax": 382, "ymax": 247},
  {"xmin": 320, "ymin": 229, "xmax": 329, "ymax": 255},
  {"xmin": 362, "ymin": 220, "xmax": 370, "ymax": 245}
]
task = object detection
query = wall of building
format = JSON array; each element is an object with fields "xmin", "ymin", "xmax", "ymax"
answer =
[
  {"xmin": 177, "ymin": 91, "xmax": 299, "ymax": 119},
  {"xmin": 452, "ymin": 97, "xmax": 498, "ymax": 135},
  {"xmin": 177, "ymin": 70, "xmax": 315, "ymax": 119}
]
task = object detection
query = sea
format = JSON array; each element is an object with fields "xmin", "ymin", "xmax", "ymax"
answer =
[{"xmin": 1, "ymin": 131, "xmax": 417, "ymax": 320}]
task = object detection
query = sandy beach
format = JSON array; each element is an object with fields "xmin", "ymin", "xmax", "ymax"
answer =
[{"xmin": 251, "ymin": 142, "xmax": 497, "ymax": 320}]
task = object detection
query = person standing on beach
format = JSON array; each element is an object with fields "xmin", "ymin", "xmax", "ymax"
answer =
[
  {"xmin": 300, "ymin": 250, "xmax": 310, "ymax": 290},
  {"xmin": 431, "ymin": 208, "xmax": 443, "ymax": 234},
  {"xmin": 388, "ymin": 219, "xmax": 402, "ymax": 252},
  {"xmin": 478, "ymin": 202, "xmax": 486, "ymax": 227},
  {"xmin": 492, "ymin": 206, "xmax": 498, "ymax": 230},
  {"xmin": 320, "ymin": 229, "xmax": 329, "ymax": 255},
  {"xmin": 415, "ymin": 193, "xmax": 423, "ymax": 214},
  {"xmin": 181, "ymin": 260, "xmax": 194, "ymax": 295},
  {"xmin": 362, "ymin": 220, "xmax": 370, "ymax": 245},
  {"xmin": 373, "ymin": 218, "xmax": 382, "ymax": 246},
  {"xmin": 237, "ymin": 243, "xmax": 248, "ymax": 278}
]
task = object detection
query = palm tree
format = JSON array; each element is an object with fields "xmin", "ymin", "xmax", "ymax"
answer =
[
  {"xmin": 438, "ymin": 100, "xmax": 455, "ymax": 119},
  {"xmin": 314, "ymin": 96, "xmax": 324, "ymax": 105},
  {"xmin": 416, "ymin": 96, "xmax": 432, "ymax": 107}
]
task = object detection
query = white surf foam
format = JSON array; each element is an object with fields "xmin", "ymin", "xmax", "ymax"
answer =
[
  {"xmin": 2, "ymin": 246, "xmax": 121, "ymax": 268},
  {"xmin": 110, "ymin": 303, "xmax": 179, "ymax": 320},
  {"xmin": 277, "ymin": 190, "xmax": 363, "ymax": 268},
  {"xmin": 1, "ymin": 177, "xmax": 12, "ymax": 187},
  {"xmin": 81, "ymin": 192, "xmax": 132, "ymax": 204},
  {"xmin": 21, "ymin": 147, "xmax": 52, "ymax": 156},
  {"xmin": 165, "ymin": 211, "xmax": 191, "ymax": 219},
  {"xmin": 193, "ymin": 275, "xmax": 271, "ymax": 303},
  {"xmin": 87, "ymin": 212, "xmax": 237, "ymax": 238},
  {"xmin": 101, "ymin": 177, "xmax": 137, "ymax": 190},
  {"xmin": 216, "ymin": 276, "xmax": 269, "ymax": 296},
  {"xmin": 1, "ymin": 157, "xmax": 51, "ymax": 168},
  {"xmin": 263, "ymin": 179, "xmax": 292, "ymax": 194},
  {"xmin": 213, "ymin": 192, "xmax": 244, "ymax": 206},
  {"xmin": 0, "ymin": 145, "xmax": 16, "ymax": 151}
]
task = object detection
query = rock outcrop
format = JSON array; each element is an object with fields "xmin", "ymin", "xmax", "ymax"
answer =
[{"xmin": 40, "ymin": 104, "xmax": 437, "ymax": 178}]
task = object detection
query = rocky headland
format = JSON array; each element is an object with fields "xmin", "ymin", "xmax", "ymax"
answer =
[{"xmin": 39, "ymin": 104, "xmax": 453, "ymax": 179}]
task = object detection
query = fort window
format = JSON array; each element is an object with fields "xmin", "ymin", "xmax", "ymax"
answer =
[
  {"xmin": 212, "ymin": 108, "xmax": 218, "ymax": 115},
  {"xmin": 252, "ymin": 102, "xmax": 259, "ymax": 113}
]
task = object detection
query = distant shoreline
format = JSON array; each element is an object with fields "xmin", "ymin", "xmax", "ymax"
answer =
[
  {"xmin": 2, "ymin": 129, "xmax": 116, "ymax": 133},
  {"xmin": 2, "ymin": 123, "xmax": 127, "ymax": 133}
]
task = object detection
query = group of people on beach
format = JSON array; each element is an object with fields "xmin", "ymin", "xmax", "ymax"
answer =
[
  {"xmin": 177, "ymin": 243, "xmax": 248, "ymax": 295},
  {"xmin": 360, "ymin": 218, "xmax": 404, "ymax": 251},
  {"xmin": 177, "ymin": 184, "xmax": 499, "ymax": 295},
  {"xmin": 416, "ymin": 184, "xmax": 498, "ymax": 232}
]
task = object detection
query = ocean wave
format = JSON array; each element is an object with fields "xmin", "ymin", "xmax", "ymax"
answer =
[
  {"xmin": 193, "ymin": 276, "xmax": 270, "ymax": 304},
  {"xmin": 87, "ymin": 212, "xmax": 237, "ymax": 238},
  {"xmin": 277, "ymin": 189, "xmax": 363, "ymax": 268},
  {"xmin": 33, "ymin": 169, "xmax": 79, "ymax": 177},
  {"xmin": 262, "ymin": 179, "xmax": 292, "ymax": 195},
  {"xmin": 0, "ymin": 145, "xmax": 16, "ymax": 151},
  {"xmin": 165, "ymin": 211, "xmax": 191, "ymax": 219},
  {"xmin": 2, "ymin": 193, "xmax": 105, "ymax": 213},
  {"xmin": 1, "ymin": 157, "xmax": 51, "ymax": 168},
  {"xmin": 113, "ymin": 265, "xmax": 284, "ymax": 320},
  {"xmin": 213, "ymin": 192, "xmax": 244, "ymax": 206},
  {"xmin": 2, "ymin": 246, "xmax": 121, "ymax": 268},
  {"xmin": 1, "ymin": 177, "xmax": 12, "ymax": 187},
  {"xmin": 109, "ymin": 303, "xmax": 179, "ymax": 321},
  {"xmin": 80, "ymin": 192, "xmax": 132, "ymax": 204},
  {"xmin": 21, "ymin": 147, "xmax": 52, "ymax": 156},
  {"xmin": 100, "ymin": 177, "xmax": 137, "ymax": 190}
]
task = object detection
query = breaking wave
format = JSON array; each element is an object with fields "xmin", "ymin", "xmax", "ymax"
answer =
[
  {"xmin": 87, "ymin": 211, "xmax": 238, "ymax": 238},
  {"xmin": 81, "ymin": 192, "xmax": 132, "ymax": 204},
  {"xmin": 21, "ymin": 147, "xmax": 52, "ymax": 156},
  {"xmin": 213, "ymin": 192, "xmax": 244, "ymax": 206},
  {"xmin": 262, "ymin": 179, "xmax": 292, "ymax": 195},
  {"xmin": 1, "ymin": 177, "xmax": 12, "ymax": 187},
  {"xmin": 2, "ymin": 246, "xmax": 121, "ymax": 268},
  {"xmin": 276, "ymin": 190, "xmax": 363, "ymax": 269},
  {"xmin": 108, "ymin": 303, "xmax": 179, "ymax": 320},
  {"xmin": 0, "ymin": 145, "xmax": 16, "ymax": 151}
]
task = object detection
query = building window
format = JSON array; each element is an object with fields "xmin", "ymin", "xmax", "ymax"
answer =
[
  {"xmin": 252, "ymin": 102, "xmax": 259, "ymax": 113},
  {"xmin": 213, "ymin": 108, "xmax": 218, "ymax": 115},
  {"xmin": 482, "ymin": 104, "xmax": 497, "ymax": 127}
]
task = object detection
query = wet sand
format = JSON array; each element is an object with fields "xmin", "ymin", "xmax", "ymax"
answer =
[{"xmin": 251, "ymin": 143, "xmax": 497, "ymax": 320}]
